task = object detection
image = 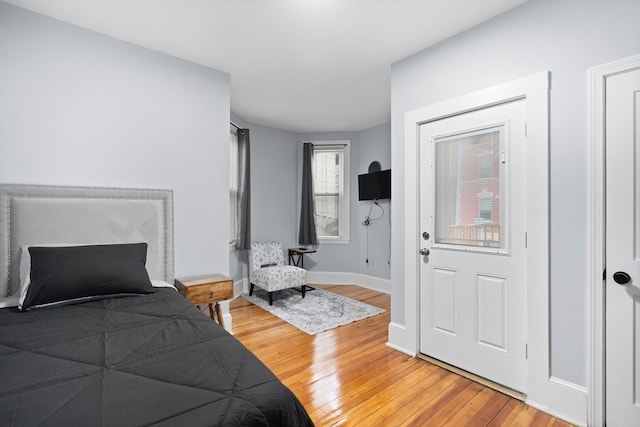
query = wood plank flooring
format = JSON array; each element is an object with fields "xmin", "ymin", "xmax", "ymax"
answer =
[{"xmin": 229, "ymin": 284, "xmax": 573, "ymax": 427}]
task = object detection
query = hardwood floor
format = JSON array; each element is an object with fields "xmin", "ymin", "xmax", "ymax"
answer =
[{"xmin": 229, "ymin": 284, "xmax": 573, "ymax": 427}]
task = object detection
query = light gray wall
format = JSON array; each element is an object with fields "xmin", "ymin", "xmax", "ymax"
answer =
[
  {"xmin": 0, "ymin": 3, "xmax": 232, "ymax": 278},
  {"xmin": 353, "ymin": 123, "xmax": 391, "ymax": 280},
  {"xmin": 250, "ymin": 124, "xmax": 299, "ymax": 246},
  {"xmin": 229, "ymin": 121, "xmax": 391, "ymax": 281},
  {"xmin": 296, "ymin": 128, "xmax": 392, "ymax": 278},
  {"xmin": 228, "ymin": 117, "xmax": 300, "ymax": 283},
  {"xmin": 390, "ymin": 0, "xmax": 640, "ymax": 386}
]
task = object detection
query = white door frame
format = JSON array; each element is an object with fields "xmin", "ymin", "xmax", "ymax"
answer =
[
  {"xmin": 393, "ymin": 71, "xmax": 587, "ymax": 424},
  {"xmin": 587, "ymin": 54, "xmax": 640, "ymax": 427}
]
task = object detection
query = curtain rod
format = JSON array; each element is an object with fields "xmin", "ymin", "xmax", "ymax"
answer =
[
  {"xmin": 230, "ymin": 122, "xmax": 240, "ymax": 130},
  {"xmin": 304, "ymin": 140, "xmax": 349, "ymax": 147}
]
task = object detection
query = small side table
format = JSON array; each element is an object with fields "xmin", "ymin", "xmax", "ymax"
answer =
[
  {"xmin": 175, "ymin": 274, "xmax": 233, "ymax": 328},
  {"xmin": 288, "ymin": 247, "xmax": 317, "ymax": 292},
  {"xmin": 288, "ymin": 247, "xmax": 316, "ymax": 268}
]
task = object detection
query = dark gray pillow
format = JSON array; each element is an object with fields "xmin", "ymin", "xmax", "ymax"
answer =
[{"xmin": 21, "ymin": 243, "xmax": 154, "ymax": 311}]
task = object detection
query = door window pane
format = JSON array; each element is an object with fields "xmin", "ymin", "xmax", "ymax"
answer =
[{"xmin": 434, "ymin": 128, "xmax": 504, "ymax": 249}]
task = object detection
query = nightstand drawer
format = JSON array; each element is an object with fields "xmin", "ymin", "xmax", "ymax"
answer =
[
  {"xmin": 175, "ymin": 274, "xmax": 234, "ymax": 328},
  {"xmin": 184, "ymin": 280, "xmax": 233, "ymax": 304}
]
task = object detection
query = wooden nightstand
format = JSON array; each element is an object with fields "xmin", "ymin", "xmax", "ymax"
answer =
[{"xmin": 175, "ymin": 274, "xmax": 234, "ymax": 328}]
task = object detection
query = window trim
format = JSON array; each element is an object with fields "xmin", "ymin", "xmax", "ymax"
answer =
[{"xmin": 305, "ymin": 140, "xmax": 351, "ymax": 244}]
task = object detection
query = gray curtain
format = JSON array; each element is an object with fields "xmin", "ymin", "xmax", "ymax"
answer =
[
  {"xmin": 237, "ymin": 128, "xmax": 251, "ymax": 250},
  {"xmin": 299, "ymin": 142, "xmax": 318, "ymax": 246}
]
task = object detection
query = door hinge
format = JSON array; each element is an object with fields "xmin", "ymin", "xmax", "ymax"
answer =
[
  {"xmin": 602, "ymin": 268, "xmax": 606, "ymax": 281},
  {"xmin": 525, "ymin": 122, "xmax": 527, "ymax": 137},
  {"xmin": 525, "ymin": 232, "xmax": 528, "ymax": 248},
  {"xmin": 525, "ymin": 344, "xmax": 528, "ymax": 359}
]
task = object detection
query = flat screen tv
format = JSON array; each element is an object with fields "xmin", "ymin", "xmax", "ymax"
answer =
[{"xmin": 358, "ymin": 169, "xmax": 391, "ymax": 201}]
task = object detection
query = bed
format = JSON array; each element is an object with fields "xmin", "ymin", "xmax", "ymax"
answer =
[{"xmin": 0, "ymin": 184, "xmax": 313, "ymax": 426}]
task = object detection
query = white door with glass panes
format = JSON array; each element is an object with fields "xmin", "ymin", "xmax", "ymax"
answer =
[
  {"xmin": 605, "ymin": 66, "xmax": 640, "ymax": 427},
  {"xmin": 419, "ymin": 99, "xmax": 527, "ymax": 392}
]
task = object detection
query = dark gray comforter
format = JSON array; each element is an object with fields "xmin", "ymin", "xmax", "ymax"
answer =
[{"xmin": 0, "ymin": 288, "xmax": 313, "ymax": 426}]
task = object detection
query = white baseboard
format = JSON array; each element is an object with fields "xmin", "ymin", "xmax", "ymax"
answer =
[
  {"xmin": 386, "ymin": 321, "xmax": 417, "ymax": 356},
  {"xmin": 235, "ymin": 271, "xmax": 390, "ymax": 294},
  {"xmin": 387, "ymin": 318, "xmax": 587, "ymax": 425},
  {"xmin": 305, "ymin": 271, "xmax": 391, "ymax": 294},
  {"xmin": 234, "ymin": 277, "xmax": 249, "ymax": 295},
  {"xmin": 526, "ymin": 377, "xmax": 588, "ymax": 427},
  {"xmin": 212, "ymin": 277, "xmax": 249, "ymax": 335},
  {"xmin": 217, "ymin": 299, "xmax": 233, "ymax": 334}
]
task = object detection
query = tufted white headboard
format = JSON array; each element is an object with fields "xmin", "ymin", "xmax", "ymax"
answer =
[{"xmin": 0, "ymin": 184, "xmax": 174, "ymax": 298}]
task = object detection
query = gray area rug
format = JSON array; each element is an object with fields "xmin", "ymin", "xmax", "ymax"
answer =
[{"xmin": 241, "ymin": 287, "xmax": 385, "ymax": 335}]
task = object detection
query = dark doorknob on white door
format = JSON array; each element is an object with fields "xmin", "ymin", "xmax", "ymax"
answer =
[{"xmin": 613, "ymin": 271, "xmax": 631, "ymax": 285}]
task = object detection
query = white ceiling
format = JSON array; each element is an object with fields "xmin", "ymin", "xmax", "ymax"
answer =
[{"xmin": 4, "ymin": 0, "xmax": 527, "ymax": 132}]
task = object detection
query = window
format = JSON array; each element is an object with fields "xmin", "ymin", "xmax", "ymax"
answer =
[
  {"xmin": 229, "ymin": 126, "xmax": 239, "ymax": 248},
  {"xmin": 434, "ymin": 127, "xmax": 503, "ymax": 249},
  {"xmin": 478, "ymin": 152, "xmax": 493, "ymax": 179},
  {"xmin": 310, "ymin": 141, "xmax": 350, "ymax": 242},
  {"xmin": 478, "ymin": 195, "xmax": 493, "ymax": 220}
]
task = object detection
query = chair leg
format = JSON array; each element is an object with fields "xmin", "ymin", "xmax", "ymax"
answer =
[
  {"xmin": 249, "ymin": 283, "xmax": 255, "ymax": 296},
  {"xmin": 301, "ymin": 284, "xmax": 306, "ymax": 298},
  {"xmin": 268, "ymin": 292, "xmax": 273, "ymax": 305}
]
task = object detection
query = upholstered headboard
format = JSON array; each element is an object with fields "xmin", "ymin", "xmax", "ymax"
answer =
[{"xmin": 0, "ymin": 184, "xmax": 174, "ymax": 298}]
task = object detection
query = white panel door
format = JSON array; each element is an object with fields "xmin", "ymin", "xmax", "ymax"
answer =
[
  {"xmin": 606, "ymin": 67, "xmax": 640, "ymax": 427},
  {"xmin": 419, "ymin": 99, "xmax": 527, "ymax": 392}
]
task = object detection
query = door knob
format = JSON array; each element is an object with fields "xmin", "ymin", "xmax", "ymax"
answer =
[
  {"xmin": 420, "ymin": 248, "xmax": 430, "ymax": 256},
  {"xmin": 613, "ymin": 271, "xmax": 631, "ymax": 285}
]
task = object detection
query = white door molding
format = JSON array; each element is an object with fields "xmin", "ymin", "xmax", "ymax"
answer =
[
  {"xmin": 392, "ymin": 71, "xmax": 586, "ymax": 425},
  {"xmin": 587, "ymin": 54, "xmax": 640, "ymax": 427}
]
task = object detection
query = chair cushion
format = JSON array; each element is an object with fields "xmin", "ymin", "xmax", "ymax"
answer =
[
  {"xmin": 251, "ymin": 265, "xmax": 306, "ymax": 292},
  {"xmin": 249, "ymin": 241, "xmax": 285, "ymax": 272}
]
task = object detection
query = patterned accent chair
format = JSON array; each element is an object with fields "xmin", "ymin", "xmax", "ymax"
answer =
[{"xmin": 248, "ymin": 241, "xmax": 307, "ymax": 305}]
